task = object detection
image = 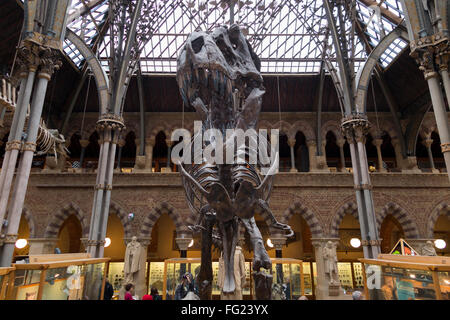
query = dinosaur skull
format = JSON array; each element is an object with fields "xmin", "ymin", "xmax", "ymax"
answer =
[{"xmin": 177, "ymin": 24, "xmax": 264, "ymax": 130}]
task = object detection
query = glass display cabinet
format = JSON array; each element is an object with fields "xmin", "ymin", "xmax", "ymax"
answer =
[
  {"xmin": 360, "ymin": 254, "xmax": 450, "ymax": 300},
  {"xmin": 162, "ymin": 258, "xmax": 303, "ymax": 300},
  {"xmin": 0, "ymin": 267, "xmax": 15, "ymax": 300},
  {"xmin": 262, "ymin": 258, "xmax": 304, "ymax": 300},
  {"xmin": 5, "ymin": 257, "xmax": 110, "ymax": 300}
]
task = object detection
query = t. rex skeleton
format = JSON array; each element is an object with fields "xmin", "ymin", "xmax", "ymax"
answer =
[{"xmin": 176, "ymin": 24, "xmax": 293, "ymax": 300}]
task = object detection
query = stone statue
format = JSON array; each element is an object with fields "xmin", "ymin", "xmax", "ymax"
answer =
[
  {"xmin": 421, "ymin": 241, "xmax": 437, "ymax": 256},
  {"xmin": 218, "ymin": 245, "xmax": 246, "ymax": 300},
  {"xmin": 323, "ymin": 241, "xmax": 339, "ymax": 285},
  {"xmin": 124, "ymin": 236, "xmax": 142, "ymax": 284},
  {"xmin": 176, "ymin": 24, "xmax": 293, "ymax": 301}
]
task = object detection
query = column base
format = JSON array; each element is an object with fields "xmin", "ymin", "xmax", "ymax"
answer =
[
  {"xmin": 161, "ymin": 167, "xmax": 173, "ymax": 173},
  {"xmin": 289, "ymin": 168, "xmax": 298, "ymax": 173}
]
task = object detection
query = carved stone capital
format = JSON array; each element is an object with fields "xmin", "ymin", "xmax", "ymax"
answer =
[
  {"xmin": 96, "ymin": 113, "xmax": 126, "ymax": 134},
  {"xmin": 23, "ymin": 142, "xmax": 37, "ymax": 152},
  {"xmin": 117, "ymin": 138, "xmax": 126, "ymax": 148},
  {"xmin": 175, "ymin": 237, "xmax": 193, "ymax": 251},
  {"xmin": 38, "ymin": 47, "xmax": 62, "ymax": 80},
  {"xmin": 145, "ymin": 137, "xmax": 155, "ymax": 146},
  {"xmin": 361, "ymin": 239, "xmax": 382, "ymax": 247},
  {"xmin": 287, "ymin": 138, "xmax": 296, "ymax": 148},
  {"xmin": 270, "ymin": 237, "xmax": 287, "ymax": 250},
  {"xmin": 5, "ymin": 140, "xmax": 21, "ymax": 151},
  {"xmin": 412, "ymin": 48, "xmax": 438, "ymax": 80},
  {"xmin": 79, "ymin": 139, "xmax": 90, "ymax": 148},
  {"xmin": 14, "ymin": 43, "xmax": 41, "ymax": 75},
  {"xmin": 4, "ymin": 234, "xmax": 18, "ymax": 244},
  {"xmin": 372, "ymin": 138, "xmax": 383, "ymax": 148},
  {"xmin": 340, "ymin": 115, "xmax": 370, "ymax": 143},
  {"xmin": 336, "ymin": 138, "xmax": 346, "ymax": 148},
  {"xmin": 441, "ymin": 142, "xmax": 450, "ymax": 154}
]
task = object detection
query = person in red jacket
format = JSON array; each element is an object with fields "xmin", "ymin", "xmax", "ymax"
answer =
[{"xmin": 124, "ymin": 283, "xmax": 135, "ymax": 300}]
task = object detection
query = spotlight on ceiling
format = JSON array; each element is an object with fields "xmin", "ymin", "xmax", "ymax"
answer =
[
  {"xmin": 15, "ymin": 238, "xmax": 28, "ymax": 249},
  {"xmin": 188, "ymin": 239, "xmax": 194, "ymax": 248},
  {"xmin": 350, "ymin": 238, "xmax": 361, "ymax": 248},
  {"xmin": 104, "ymin": 237, "xmax": 111, "ymax": 248},
  {"xmin": 266, "ymin": 238, "xmax": 274, "ymax": 248},
  {"xmin": 434, "ymin": 239, "xmax": 446, "ymax": 250}
]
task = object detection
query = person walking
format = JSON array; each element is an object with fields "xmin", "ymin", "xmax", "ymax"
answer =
[{"xmin": 104, "ymin": 278, "xmax": 114, "ymax": 300}]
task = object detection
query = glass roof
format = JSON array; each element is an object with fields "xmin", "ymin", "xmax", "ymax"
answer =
[{"xmin": 59, "ymin": 0, "xmax": 407, "ymax": 74}]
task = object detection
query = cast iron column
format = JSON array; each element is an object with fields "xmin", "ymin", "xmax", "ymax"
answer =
[
  {"xmin": 341, "ymin": 115, "xmax": 381, "ymax": 260},
  {"xmin": 86, "ymin": 114, "xmax": 124, "ymax": 257},
  {"xmin": 0, "ymin": 49, "xmax": 62, "ymax": 267}
]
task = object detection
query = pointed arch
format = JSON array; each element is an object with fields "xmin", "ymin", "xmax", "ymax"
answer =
[
  {"xmin": 290, "ymin": 120, "xmax": 315, "ymax": 142},
  {"xmin": 139, "ymin": 202, "xmax": 189, "ymax": 239},
  {"xmin": 281, "ymin": 201, "xmax": 324, "ymax": 238},
  {"xmin": 330, "ymin": 202, "xmax": 358, "ymax": 238},
  {"xmin": 377, "ymin": 203, "xmax": 420, "ymax": 239},
  {"xmin": 44, "ymin": 203, "xmax": 89, "ymax": 238},
  {"xmin": 321, "ymin": 120, "xmax": 343, "ymax": 141},
  {"xmin": 426, "ymin": 202, "xmax": 450, "ymax": 238},
  {"xmin": 109, "ymin": 202, "xmax": 133, "ymax": 239}
]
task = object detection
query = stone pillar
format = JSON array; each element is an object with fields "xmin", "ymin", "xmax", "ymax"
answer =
[
  {"xmin": 79, "ymin": 139, "xmax": 90, "ymax": 169},
  {"xmin": 341, "ymin": 115, "xmax": 381, "ymax": 260},
  {"xmin": 134, "ymin": 138, "xmax": 146, "ymax": 172},
  {"xmin": 28, "ymin": 238, "xmax": 59, "ymax": 255},
  {"xmin": 271, "ymin": 236, "xmax": 286, "ymax": 283},
  {"xmin": 423, "ymin": 138, "xmax": 440, "ymax": 173},
  {"xmin": 87, "ymin": 114, "xmax": 124, "ymax": 258},
  {"xmin": 391, "ymin": 138, "xmax": 404, "ymax": 170},
  {"xmin": 336, "ymin": 138, "xmax": 347, "ymax": 172},
  {"xmin": 436, "ymin": 45, "xmax": 450, "ymax": 111},
  {"xmin": 306, "ymin": 140, "xmax": 327, "ymax": 172},
  {"xmin": 372, "ymin": 138, "xmax": 387, "ymax": 173},
  {"xmin": 114, "ymin": 138, "xmax": 126, "ymax": 173},
  {"xmin": 287, "ymin": 138, "xmax": 297, "ymax": 172},
  {"xmin": 0, "ymin": 56, "xmax": 38, "ymax": 229},
  {"xmin": 317, "ymin": 141, "xmax": 329, "ymax": 171},
  {"xmin": 163, "ymin": 139, "xmax": 173, "ymax": 173},
  {"xmin": 414, "ymin": 49, "xmax": 450, "ymax": 181},
  {"xmin": 144, "ymin": 138, "xmax": 154, "ymax": 172},
  {"xmin": 176, "ymin": 236, "xmax": 193, "ymax": 277},
  {"xmin": 0, "ymin": 50, "xmax": 62, "ymax": 267},
  {"xmin": 311, "ymin": 238, "xmax": 347, "ymax": 300}
]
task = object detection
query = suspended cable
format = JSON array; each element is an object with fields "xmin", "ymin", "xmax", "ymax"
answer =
[
  {"xmin": 370, "ymin": 75, "xmax": 381, "ymax": 136},
  {"xmin": 182, "ymin": 100, "xmax": 185, "ymax": 129},
  {"xmin": 277, "ymin": 75, "xmax": 282, "ymax": 133},
  {"xmin": 80, "ymin": 72, "xmax": 92, "ymax": 139}
]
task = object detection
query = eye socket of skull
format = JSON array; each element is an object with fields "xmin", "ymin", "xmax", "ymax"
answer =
[
  {"xmin": 192, "ymin": 36, "xmax": 205, "ymax": 54},
  {"xmin": 228, "ymin": 25, "xmax": 241, "ymax": 48}
]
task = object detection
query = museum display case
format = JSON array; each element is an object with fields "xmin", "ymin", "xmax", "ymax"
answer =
[
  {"xmin": 0, "ymin": 267, "xmax": 15, "ymax": 300},
  {"xmin": 5, "ymin": 257, "xmax": 110, "ymax": 300},
  {"xmin": 147, "ymin": 261, "xmax": 165, "ymax": 295},
  {"xmin": 162, "ymin": 258, "xmax": 245, "ymax": 299},
  {"xmin": 162, "ymin": 258, "xmax": 303, "ymax": 300},
  {"xmin": 265, "ymin": 258, "xmax": 304, "ymax": 300},
  {"xmin": 360, "ymin": 254, "xmax": 450, "ymax": 300}
]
